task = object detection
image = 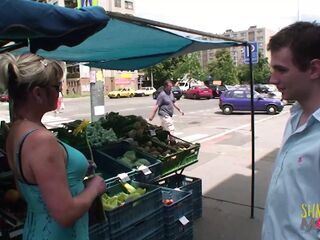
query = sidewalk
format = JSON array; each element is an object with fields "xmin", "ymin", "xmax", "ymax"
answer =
[{"xmin": 185, "ymin": 111, "xmax": 289, "ymax": 239}]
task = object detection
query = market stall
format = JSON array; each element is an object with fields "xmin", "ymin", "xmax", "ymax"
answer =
[{"xmin": 0, "ymin": 2, "xmax": 258, "ymax": 239}]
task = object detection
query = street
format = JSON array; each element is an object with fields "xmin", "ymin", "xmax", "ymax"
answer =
[{"xmin": 0, "ymin": 96, "xmax": 290, "ymax": 143}]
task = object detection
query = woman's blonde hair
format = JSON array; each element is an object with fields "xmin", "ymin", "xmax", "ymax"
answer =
[{"xmin": 0, "ymin": 53, "xmax": 64, "ymax": 102}]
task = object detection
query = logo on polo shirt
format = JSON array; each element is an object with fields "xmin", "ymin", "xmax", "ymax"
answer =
[{"xmin": 300, "ymin": 203, "xmax": 320, "ymax": 232}]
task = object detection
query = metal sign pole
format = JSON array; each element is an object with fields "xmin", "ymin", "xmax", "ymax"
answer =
[{"xmin": 248, "ymin": 43, "xmax": 256, "ymax": 219}]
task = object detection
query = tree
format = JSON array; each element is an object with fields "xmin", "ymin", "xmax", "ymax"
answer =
[
  {"xmin": 173, "ymin": 53, "xmax": 206, "ymax": 81},
  {"xmin": 143, "ymin": 53, "xmax": 206, "ymax": 88},
  {"xmin": 207, "ymin": 49, "xmax": 239, "ymax": 85},
  {"xmin": 237, "ymin": 52, "xmax": 271, "ymax": 84}
]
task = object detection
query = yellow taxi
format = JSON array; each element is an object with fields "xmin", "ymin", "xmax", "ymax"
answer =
[{"xmin": 108, "ymin": 88, "xmax": 135, "ymax": 98}]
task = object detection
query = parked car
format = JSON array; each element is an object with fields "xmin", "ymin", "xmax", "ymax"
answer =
[
  {"xmin": 108, "ymin": 88, "xmax": 135, "ymax": 98},
  {"xmin": 207, "ymin": 85, "xmax": 227, "ymax": 98},
  {"xmin": 219, "ymin": 89, "xmax": 284, "ymax": 115},
  {"xmin": 152, "ymin": 86, "xmax": 183, "ymax": 100},
  {"xmin": 184, "ymin": 86, "xmax": 212, "ymax": 99},
  {"xmin": 135, "ymin": 87, "xmax": 156, "ymax": 97},
  {"xmin": 0, "ymin": 94, "xmax": 9, "ymax": 102}
]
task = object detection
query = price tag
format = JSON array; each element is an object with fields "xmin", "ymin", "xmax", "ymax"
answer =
[
  {"xmin": 137, "ymin": 165, "xmax": 152, "ymax": 175},
  {"xmin": 149, "ymin": 129, "xmax": 156, "ymax": 136},
  {"xmin": 117, "ymin": 173, "xmax": 130, "ymax": 182},
  {"xmin": 179, "ymin": 216, "xmax": 189, "ymax": 225}
]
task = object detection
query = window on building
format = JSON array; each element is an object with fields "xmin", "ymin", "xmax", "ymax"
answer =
[
  {"xmin": 248, "ymin": 31, "xmax": 255, "ymax": 41},
  {"xmin": 125, "ymin": 1, "xmax": 133, "ymax": 9},
  {"xmin": 114, "ymin": 0, "xmax": 121, "ymax": 8}
]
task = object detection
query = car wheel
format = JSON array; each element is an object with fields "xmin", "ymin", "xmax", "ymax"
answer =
[
  {"xmin": 130, "ymin": 94, "xmax": 134, "ymax": 98},
  {"xmin": 222, "ymin": 105, "xmax": 233, "ymax": 115},
  {"xmin": 141, "ymin": 93, "xmax": 145, "ymax": 97},
  {"xmin": 266, "ymin": 105, "xmax": 277, "ymax": 114},
  {"xmin": 117, "ymin": 94, "xmax": 120, "ymax": 98},
  {"xmin": 176, "ymin": 97, "xmax": 181, "ymax": 100},
  {"xmin": 193, "ymin": 94, "xmax": 197, "ymax": 99}
]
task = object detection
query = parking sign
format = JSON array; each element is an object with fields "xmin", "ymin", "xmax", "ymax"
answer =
[{"xmin": 243, "ymin": 42, "xmax": 258, "ymax": 64}]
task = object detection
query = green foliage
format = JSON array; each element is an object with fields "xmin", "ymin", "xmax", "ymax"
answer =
[
  {"xmin": 237, "ymin": 52, "xmax": 271, "ymax": 84},
  {"xmin": 207, "ymin": 49, "xmax": 239, "ymax": 85},
  {"xmin": 143, "ymin": 53, "xmax": 206, "ymax": 88}
]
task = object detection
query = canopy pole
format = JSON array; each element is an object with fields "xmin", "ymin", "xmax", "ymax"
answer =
[
  {"xmin": 107, "ymin": 12, "xmax": 246, "ymax": 44},
  {"xmin": 247, "ymin": 43, "xmax": 255, "ymax": 219}
]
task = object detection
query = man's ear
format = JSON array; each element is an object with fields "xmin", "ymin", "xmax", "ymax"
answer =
[{"xmin": 310, "ymin": 59, "xmax": 320, "ymax": 79}]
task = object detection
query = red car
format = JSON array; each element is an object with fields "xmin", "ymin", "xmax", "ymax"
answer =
[
  {"xmin": 184, "ymin": 86, "xmax": 212, "ymax": 99},
  {"xmin": 0, "ymin": 94, "xmax": 9, "ymax": 102}
]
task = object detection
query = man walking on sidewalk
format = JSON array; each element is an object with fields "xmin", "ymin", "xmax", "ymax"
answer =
[{"xmin": 262, "ymin": 21, "xmax": 320, "ymax": 239}]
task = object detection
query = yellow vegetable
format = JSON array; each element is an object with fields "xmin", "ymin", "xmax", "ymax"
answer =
[
  {"xmin": 122, "ymin": 182, "xmax": 136, "ymax": 194},
  {"xmin": 73, "ymin": 120, "xmax": 90, "ymax": 136}
]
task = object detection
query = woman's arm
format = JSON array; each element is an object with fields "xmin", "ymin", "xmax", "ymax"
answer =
[{"xmin": 24, "ymin": 131, "xmax": 105, "ymax": 227}]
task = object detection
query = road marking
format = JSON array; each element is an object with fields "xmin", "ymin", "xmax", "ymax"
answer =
[
  {"xmin": 42, "ymin": 115, "xmax": 73, "ymax": 128},
  {"xmin": 183, "ymin": 134, "xmax": 209, "ymax": 142},
  {"xmin": 185, "ymin": 109, "xmax": 290, "ymax": 144},
  {"xmin": 118, "ymin": 108, "xmax": 136, "ymax": 112},
  {"xmin": 174, "ymin": 132, "xmax": 183, "ymax": 136}
]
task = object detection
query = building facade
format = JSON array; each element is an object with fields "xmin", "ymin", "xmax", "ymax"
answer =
[
  {"xmin": 200, "ymin": 26, "xmax": 275, "ymax": 69},
  {"xmin": 36, "ymin": 0, "xmax": 138, "ymax": 95}
]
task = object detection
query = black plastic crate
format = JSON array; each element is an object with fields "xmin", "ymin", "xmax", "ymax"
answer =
[
  {"xmin": 176, "ymin": 228, "xmax": 193, "ymax": 240},
  {"xmin": 164, "ymin": 211, "xmax": 193, "ymax": 240},
  {"xmin": 94, "ymin": 142, "xmax": 162, "ymax": 182},
  {"xmin": 110, "ymin": 209, "xmax": 164, "ymax": 240},
  {"xmin": 158, "ymin": 174, "xmax": 202, "ymax": 220},
  {"xmin": 161, "ymin": 187, "xmax": 193, "ymax": 224},
  {"xmin": 193, "ymin": 198, "xmax": 203, "ymax": 220},
  {"xmin": 157, "ymin": 175, "xmax": 202, "ymax": 199},
  {"xmin": 89, "ymin": 222, "xmax": 110, "ymax": 240},
  {"xmin": 144, "ymin": 226, "xmax": 165, "ymax": 240},
  {"xmin": 104, "ymin": 177, "xmax": 162, "ymax": 234}
]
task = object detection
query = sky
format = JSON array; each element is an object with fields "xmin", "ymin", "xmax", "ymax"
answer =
[{"xmin": 134, "ymin": 0, "xmax": 320, "ymax": 34}]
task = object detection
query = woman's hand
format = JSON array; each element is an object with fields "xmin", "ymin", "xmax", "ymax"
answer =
[{"xmin": 86, "ymin": 175, "xmax": 106, "ymax": 196}]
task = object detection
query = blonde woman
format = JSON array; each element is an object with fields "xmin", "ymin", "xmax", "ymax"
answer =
[{"xmin": 0, "ymin": 53, "xmax": 106, "ymax": 240}]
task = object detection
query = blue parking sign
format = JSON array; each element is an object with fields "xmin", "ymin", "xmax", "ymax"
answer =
[{"xmin": 243, "ymin": 42, "xmax": 258, "ymax": 64}]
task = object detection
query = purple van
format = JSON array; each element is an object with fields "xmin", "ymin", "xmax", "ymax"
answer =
[{"xmin": 219, "ymin": 89, "xmax": 284, "ymax": 114}]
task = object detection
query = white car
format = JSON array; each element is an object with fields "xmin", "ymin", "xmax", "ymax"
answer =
[{"xmin": 135, "ymin": 87, "xmax": 156, "ymax": 96}]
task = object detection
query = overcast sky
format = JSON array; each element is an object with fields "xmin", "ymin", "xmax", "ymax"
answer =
[{"xmin": 134, "ymin": 0, "xmax": 320, "ymax": 34}]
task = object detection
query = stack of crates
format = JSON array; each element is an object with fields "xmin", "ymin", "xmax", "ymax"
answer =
[
  {"xmin": 157, "ymin": 174, "xmax": 202, "ymax": 220},
  {"xmin": 161, "ymin": 187, "xmax": 193, "ymax": 239},
  {"xmin": 103, "ymin": 176, "xmax": 164, "ymax": 240}
]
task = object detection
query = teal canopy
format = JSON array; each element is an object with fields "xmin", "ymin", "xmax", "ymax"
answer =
[{"xmin": 26, "ymin": 16, "xmax": 243, "ymax": 70}]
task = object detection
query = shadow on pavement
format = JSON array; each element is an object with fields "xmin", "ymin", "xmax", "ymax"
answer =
[{"xmin": 192, "ymin": 148, "xmax": 279, "ymax": 240}]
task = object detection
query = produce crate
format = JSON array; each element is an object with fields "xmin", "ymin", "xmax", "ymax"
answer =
[
  {"xmin": 151, "ymin": 136, "xmax": 200, "ymax": 177},
  {"xmin": 176, "ymin": 228, "xmax": 193, "ymax": 240},
  {"xmin": 110, "ymin": 209, "xmax": 164, "ymax": 240},
  {"xmin": 161, "ymin": 187, "xmax": 193, "ymax": 224},
  {"xmin": 0, "ymin": 223, "xmax": 23, "ymax": 240},
  {"xmin": 144, "ymin": 225, "xmax": 165, "ymax": 240},
  {"xmin": 94, "ymin": 142, "xmax": 162, "ymax": 183},
  {"xmin": 89, "ymin": 222, "xmax": 110, "ymax": 240},
  {"xmin": 104, "ymin": 177, "xmax": 162, "ymax": 234},
  {"xmin": 164, "ymin": 211, "xmax": 193, "ymax": 240},
  {"xmin": 160, "ymin": 187, "xmax": 193, "ymax": 239},
  {"xmin": 157, "ymin": 174, "xmax": 202, "ymax": 220}
]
